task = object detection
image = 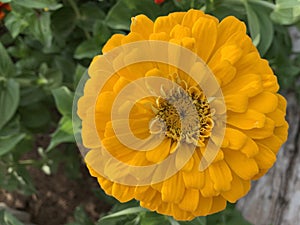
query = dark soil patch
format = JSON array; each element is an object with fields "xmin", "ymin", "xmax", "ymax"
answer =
[{"xmin": 0, "ymin": 163, "xmax": 111, "ymax": 225}]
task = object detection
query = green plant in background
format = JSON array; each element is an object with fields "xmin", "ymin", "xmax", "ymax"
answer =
[{"xmin": 0, "ymin": 0, "xmax": 300, "ymax": 224}]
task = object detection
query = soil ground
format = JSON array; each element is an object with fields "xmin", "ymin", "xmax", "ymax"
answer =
[{"xmin": 0, "ymin": 162, "xmax": 111, "ymax": 225}]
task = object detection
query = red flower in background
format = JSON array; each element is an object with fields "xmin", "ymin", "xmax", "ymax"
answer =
[
  {"xmin": 154, "ymin": 0, "xmax": 165, "ymax": 5},
  {"xmin": 0, "ymin": 2, "xmax": 11, "ymax": 20}
]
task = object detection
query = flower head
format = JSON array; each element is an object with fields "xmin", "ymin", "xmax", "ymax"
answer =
[
  {"xmin": 77, "ymin": 9, "xmax": 288, "ymax": 220},
  {"xmin": 0, "ymin": 2, "xmax": 11, "ymax": 20}
]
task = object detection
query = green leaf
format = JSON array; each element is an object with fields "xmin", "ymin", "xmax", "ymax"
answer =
[
  {"xmin": 0, "ymin": 79, "xmax": 20, "ymax": 130},
  {"xmin": 20, "ymin": 86, "xmax": 46, "ymax": 106},
  {"xmin": 73, "ymin": 206, "xmax": 94, "ymax": 225},
  {"xmin": 13, "ymin": 0, "xmax": 62, "ymax": 10},
  {"xmin": 19, "ymin": 103, "xmax": 51, "ymax": 129},
  {"xmin": 271, "ymin": 0, "xmax": 300, "ymax": 25},
  {"xmin": 93, "ymin": 21, "xmax": 112, "ymax": 44},
  {"xmin": 140, "ymin": 212, "xmax": 168, "ymax": 225},
  {"xmin": 99, "ymin": 207, "xmax": 148, "ymax": 222},
  {"xmin": 0, "ymin": 42, "xmax": 15, "ymax": 77},
  {"xmin": 179, "ymin": 217, "xmax": 206, "ymax": 225},
  {"xmin": 4, "ymin": 4, "xmax": 35, "ymax": 38},
  {"xmin": 74, "ymin": 64, "xmax": 87, "ymax": 89},
  {"xmin": 29, "ymin": 12, "xmax": 52, "ymax": 47},
  {"xmin": 0, "ymin": 210, "xmax": 25, "ymax": 225},
  {"xmin": 54, "ymin": 56, "xmax": 75, "ymax": 84},
  {"xmin": 74, "ymin": 38, "xmax": 102, "ymax": 59},
  {"xmin": 0, "ymin": 133, "xmax": 25, "ymax": 156},
  {"xmin": 10, "ymin": 164, "xmax": 36, "ymax": 195},
  {"xmin": 47, "ymin": 117, "xmax": 74, "ymax": 151},
  {"xmin": 52, "ymin": 7, "xmax": 76, "ymax": 39},
  {"xmin": 244, "ymin": 1, "xmax": 261, "ymax": 46},
  {"xmin": 77, "ymin": 2, "xmax": 106, "ymax": 32},
  {"xmin": 105, "ymin": 0, "xmax": 177, "ymax": 30},
  {"xmin": 52, "ymin": 86, "xmax": 74, "ymax": 117},
  {"xmin": 0, "ymin": 117, "xmax": 20, "ymax": 137},
  {"xmin": 38, "ymin": 63, "xmax": 63, "ymax": 90},
  {"xmin": 249, "ymin": 3, "xmax": 274, "ymax": 56},
  {"xmin": 276, "ymin": 0, "xmax": 300, "ymax": 9}
]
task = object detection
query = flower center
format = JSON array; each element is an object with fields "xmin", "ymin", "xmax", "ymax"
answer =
[{"xmin": 150, "ymin": 82, "xmax": 213, "ymax": 146}]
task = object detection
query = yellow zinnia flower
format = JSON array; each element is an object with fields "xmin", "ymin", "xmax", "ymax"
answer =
[{"xmin": 77, "ymin": 9, "xmax": 288, "ymax": 220}]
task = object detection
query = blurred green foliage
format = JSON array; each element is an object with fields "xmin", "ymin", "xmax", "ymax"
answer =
[{"xmin": 0, "ymin": 0, "xmax": 300, "ymax": 224}]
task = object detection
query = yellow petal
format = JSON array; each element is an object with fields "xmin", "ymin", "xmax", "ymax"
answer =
[
  {"xmin": 140, "ymin": 192, "xmax": 161, "ymax": 211},
  {"xmin": 130, "ymin": 15, "xmax": 153, "ymax": 38},
  {"xmin": 175, "ymin": 143, "xmax": 194, "ymax": 171},
  {"xmin": 181, "ymin": 9, "xmax": 205, "ymax": 28},
  {"xmin": 212, "ymin": 149, "xmax": 224, "ymax": 163},
  {"xmin": 267, "ymin": 109, "xmax": 286, "ymax": 127},
  {"xmin": 274, "ymin": 121, "xmax": 288, "ymax": 142},
  {"xmin": 85, "ymin": 149, "xmax": 103, "ymax": 175},
  {"xmin": 182, "ymin": 153, "xmax": 205, "ymax": 189},
  {"xmin": 135, "ymin": 186, "xmax": 157, "ymax": 202},
  {"xmin": 86, "ymin": 164, "xmax": 100, "ymax": 177},
  {"xmin": 200, "ymin": 170, "xmax": 219, "ymax": 197},
  {"xmin": 222, "ymin": 74, "xmax": 263, "ymax": 97},
  {"xmin": 223, "ymin": 128, "xmax": 247, "ymax": 150},
  {"xmin": 121, "ymin": 32, "xmax": 143, "ymax": 44},
  {"xmin": 161, "ymin": 174, "xmax": 185, "ymax": 203},
  {"xmin": 227, "ymin": 109, "xmax": 266, "ymax": 130},
  {"xmin": 169, "ymin": 12, "xmax": 186, "ymax": 24},
  {"xmin": 256, "ymin": 135, "xmax": 283, "ymax": 154},
  {"xmin": 222, "ymin": 31, "xmax": 254, "ymax": 53},
  {"xmin": 112, "ymin": 183, "xmax": 135, "ymax": 202},
  {"xmin": 179, "ymin": 188, "xmax": 199, "ymax": 212},
  {"xmin": 172, "ymin": 204, "xmax": 194, "ymax": 220},
  {"xmin": 252, "ymin": 168, "xmax": 268, "ymax": 180},
  {"xmin": 224, "ymin": 94, "xmax": 248, "ymax": 113},
  {"xmin": 215, "ymin": 16, "xmax": 247, "ymax": 50},
  {"xmin": 209, "ymin": 160, "xmax": 232, "ymax": 192},
  {"xmin": 97, "ymin": 175, "xmax": 113, "ymax": 195},
  {"xmin": 210, "ymin": 59, "xmax": 236, "ymax": 86},
  {"xmin": 77, "ymin": 95, "xmax": 95, "ymax": 119},
  {"xmin": 222, "ymin": 173, "xmax": 250, "ymax": 203},
  {"xmin": 149, "ymin": 32, "xmax": 169, "ymax": 41},
  {"xmin": 192, "ymin": 17, "xmax": 218, "ymax": 62},
  {"xmin": 243, "ymin": 117, "xmax": 275, "ymax": 139},
  {"xmin": 181, "ymin": 37, "xmax": 196, "ymax": 51},
  {"xmin": 261, "ymin": 73, "xmax": 279, "ymax": 92},
  {"xmin": 154, "ymin": 15, "xmax": 176, "ymax": 34},
  {"xmin": 255, "ymin": 143, "xmax": 276, "ymax": 169},
  {"xmin": 95, "ymin": 91, "xmax": 115, "ymax": 113},
  {"xmin": 220, "ymin": 45, "xmax": 243, "ymax": 65},
  {"xmin": 82, "ymin": 119, "xmax": 101, "ymax": 148},
  {"xmin": 209, "ymin": 196, "xmax": 227, "ymax": 214},
  {"xmin": 224, "ymin": 149, "xmax": 259, "ymax": 180},
  {"xmin": 170, "ymin": 24, "xmax": 191, "ymax": 39},
  {"xmin": 146, "ymin": 138, "xmax": 171, "ymax": 163},
  {"xmin": 277, "ymin": 94, "xmax": 287, "ymax": 112},
  {"xmin": 157, "ymin": 202, "xmax": 172, "ymax": 217},
  {"xmin": 240, "ymin": 137, "xmax": 259, "ymax": 157},
  {"xmin": 234, "ymin": 52, "xmax": 261, "ymax": 75},
  {"xmin": 192, "ymin": 195, "xmax": 213, "ymax": 216},
  {"xmin": 248, "ymin": 92, "xmax": 278, "ymax": 113},
  {"xmin": 102, "ymin": 34, "xmax": 125, "ymax": 53},
  {"xmin": 182, "ymin": 170, "xmax": 205, "ymax": 189}
]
